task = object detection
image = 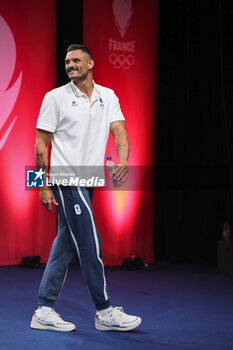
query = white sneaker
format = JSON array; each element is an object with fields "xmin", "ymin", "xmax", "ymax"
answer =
[
  {"xmin": 95, "ymin": 306, "xmax": 142, "ymax": 331},
  {"xmin": 30, "ymin": 306, "xmax": 76, "ymax": 332}
]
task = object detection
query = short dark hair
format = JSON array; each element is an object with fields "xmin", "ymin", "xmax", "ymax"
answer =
[{"xmin": 66, "ymin": 44, "xmax": 92, "ymax": 58}]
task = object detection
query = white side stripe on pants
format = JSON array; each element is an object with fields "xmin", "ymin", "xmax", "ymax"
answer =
[
  {"xmin": 77, "ymin": 186, "xmax": 108, "ymax": 301},
  {"xmin": 58, "ymin": 266, "xmax": 68, "ymax": 299},
  {"xmin": 58, "ymin": 186, "xmax": 81, "ymax": 262}
]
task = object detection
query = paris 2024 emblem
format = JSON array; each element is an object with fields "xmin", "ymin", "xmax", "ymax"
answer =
[
  {"xmin": 109, "ymin": 0, "xmax": 135, "ymax": 69},
  {"xmin": 0, "ymin": 16, "xmax": 22, "ymax": 150}
]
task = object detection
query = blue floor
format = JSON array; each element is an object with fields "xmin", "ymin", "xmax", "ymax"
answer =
[{"xmin": 0, "ymin": 263, "xmax": 233, "ymax": 350}]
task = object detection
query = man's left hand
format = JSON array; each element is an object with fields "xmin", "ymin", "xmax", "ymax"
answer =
[{"xmin": 112, "ymin": 161, "xmax": 128, "ymax": 182}]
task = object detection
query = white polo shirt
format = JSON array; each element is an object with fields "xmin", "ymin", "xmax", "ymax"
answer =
[{"xmin": 36, "ymin": 81, "xmax": 125, "ymax": 185}]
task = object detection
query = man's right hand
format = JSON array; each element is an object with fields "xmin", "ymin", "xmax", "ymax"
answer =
[{"xmin": 40, "ymin": 188, "xmax": 59, "ymax": 214}]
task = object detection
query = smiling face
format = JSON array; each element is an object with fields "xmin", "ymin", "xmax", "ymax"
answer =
[{"xmin": 65, "ymin": 49, "xmax": 94, "ymax": 82}]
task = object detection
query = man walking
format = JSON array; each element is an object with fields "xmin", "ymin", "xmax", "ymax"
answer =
[{"xmin": 30, "ymin": 44, "xmax": 142, "ymax": 332}]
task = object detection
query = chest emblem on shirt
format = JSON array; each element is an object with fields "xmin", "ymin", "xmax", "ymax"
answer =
[
  {"xmin": 72, "ymin": 100, "xmax": 78, "ymax": 107},
  {"xmin": 99, "ymin": 97, "xmax": 104, "ymax": 106}
]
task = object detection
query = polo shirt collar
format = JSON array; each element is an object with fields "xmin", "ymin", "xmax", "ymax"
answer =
[
  {"xmin": 70, "ymin": 80, "xmax": 102, "ymax": 98},
  {"xmin": 70, "ymin": 80, "xmax": 85, "ymax": 97},
  {"xmin": 92, "ymin": 82, "xmax": 105, "ymax": 106},
  {"xmin": 70, "ymin": 80, "xmax": 104, "ymax": 105}
]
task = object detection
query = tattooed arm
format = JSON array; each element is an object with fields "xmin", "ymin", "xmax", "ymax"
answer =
[
  {"xmin": 35, "ymin": 129, "xmax": 58, "ymax": 213},
  {"xmin": 110, "ymin": 121, "xmax": 129, "ymax": 181}
]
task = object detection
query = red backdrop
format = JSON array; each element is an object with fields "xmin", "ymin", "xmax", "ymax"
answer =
[
  {"xmin": 0, "ymin": 0, "xmax": 158, "ymax": 267},
  {"xmin": 0, "ymin": 0, "xmax": 56, "ymax": 265},
  {"xmin": 84, "ymin": 0, "xmax": 159, "ymax": 265}
]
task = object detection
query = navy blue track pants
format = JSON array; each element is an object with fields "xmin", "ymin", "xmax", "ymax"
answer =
[{"xmin": 38, "ymin": 186, "xmax": 111, "ymax": 310}]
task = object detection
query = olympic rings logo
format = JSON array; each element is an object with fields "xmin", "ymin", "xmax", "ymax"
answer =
[{"xmin": 109, "ymin": 54, "xmax": 135, "ymax": 69}]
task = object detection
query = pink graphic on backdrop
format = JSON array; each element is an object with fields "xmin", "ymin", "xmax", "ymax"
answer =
[
  {"xmin": 112, "ymin": 0, "xmax": 133, "ymax": 38},
  {"xmin": 0, "ymin": 16, "xmax": 22, "ymax": 150}
]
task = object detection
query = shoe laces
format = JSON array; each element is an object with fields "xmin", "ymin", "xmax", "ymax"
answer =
[
  {"xmin": 113, "ymin": 306, "xmax": 124, "ymax": 313},
  {"xmin": 109, "ymin": 306, "xmax": 125, "ymax": 319},
  {"xmin": 39, "ymin": 307, "xmax": 61, "ymax": 320},
  {"xmin": 48, "ymin": 308, "xmax": 61, "ymax": 320},
  {"xmin": 49, "ymin": 309, "xmax": 61, "ymax": 318}
]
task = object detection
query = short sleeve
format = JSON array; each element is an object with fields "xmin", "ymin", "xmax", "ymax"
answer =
[
  {"xmin": 36, "ymin": 92, "xmax": 59, "ymax": 133},
  {"xmin": 109, "ymin": 91, "xmax": 125, "ymax": 124}
]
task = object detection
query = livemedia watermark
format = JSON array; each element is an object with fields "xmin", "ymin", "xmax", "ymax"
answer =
[
  {"xmin": 25, "ymin": 165, "xmax": 227, "ymax": 191},
  {"xmin": 24, "ymin": 165, "xmax": 157, "ymax": 191},
  {"xmin": 26, "ymin": 168, "xmax": 105, "ymax": 188}
]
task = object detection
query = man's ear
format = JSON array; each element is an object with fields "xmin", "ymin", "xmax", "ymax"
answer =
[{"xmin": 88, "ymin": 58, "xmax": 94, "ymax": 70}]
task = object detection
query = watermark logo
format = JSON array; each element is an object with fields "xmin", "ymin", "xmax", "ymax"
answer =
[
  {"xmin": 25, "ymin": 166, "xmax": 106, "ymax": 189},
  {"xmin": 26, "ymin": 168, "xmax": 45, "ymax": 188}
]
